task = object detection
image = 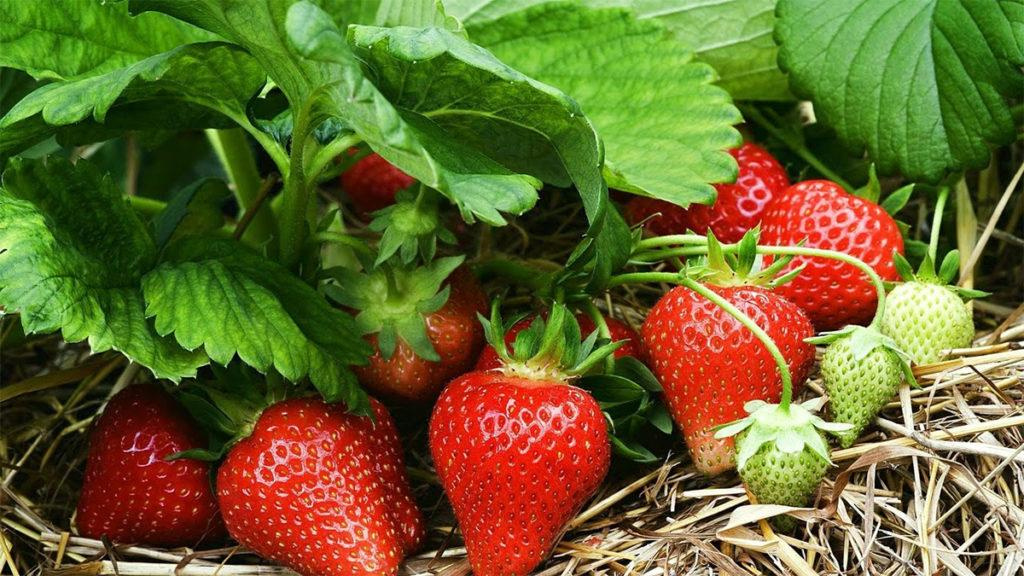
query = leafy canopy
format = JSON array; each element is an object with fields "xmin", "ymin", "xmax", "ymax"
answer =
[{"xmin": 776, "ymin": 0, "xmax": 1024, "ymax": 182}]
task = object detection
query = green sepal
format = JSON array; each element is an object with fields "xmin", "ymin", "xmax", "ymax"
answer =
[
  {"xmin": 807, "ymin": 325, "xmax": 917, "ymax": 388},
  {"xmin": 369, "ymin": 185, "xmax": 455, "ymax": 267},
  {"xmin": 853, "ymin": 164, "xmax": 882, "ymax": 203},
  {"xmin": 699, "ymin": 229, "xmax": 802, "ymax": 288},
  {"xmin": 890, "ymin": 249, "xmax": 988, "ymax": 302},
  {"xmin": 880, "ymin": 183, "xmax": 914, "ymax": 216},
  {"xmin": 715, "ymin": 398, "xmax": 851, "ymax": 470},
  {"xmin": 937, "ymin": 250, "xmax": 960, "ymax": 284},
  {"xmin": 323, "ymin": 255, "xmax": 463, "ymax": 362}
]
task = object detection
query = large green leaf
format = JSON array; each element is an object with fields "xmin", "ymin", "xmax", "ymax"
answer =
[
  {"xmin": 634, "ymin": 0, "xmax": 792, "ymax": 101},
  {"xmin": 0, "ymin": 158, "xmax": 206, "ymax": 379},
  {"xmin": 141, "ymin": 238, "xmax": 372, "ymax": 409},
  {"xmin": 776, "ymin": 0, "xmax": 1024, "ymax": 183},
  {"xmin": 459, "ymin": 2, "xmax": 741, "ymax": 206},
  {"xmin": 0, "ymin": 0, "xmax": 216, "ymax": 80},
  {"xmin": 0, "ymin": 43, "xmax": 266, "ymax": 157}
]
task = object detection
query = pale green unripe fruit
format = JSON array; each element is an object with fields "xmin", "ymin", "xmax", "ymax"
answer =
[
  {"xmin": 881, "ymin": 282, "xmax": 973, "ymax": 365},
  {"xmin": 821, "ymin": 337, "xmax": 903, "ymax": 448}
]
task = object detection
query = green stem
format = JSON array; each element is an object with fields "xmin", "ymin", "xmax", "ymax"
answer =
[
  {"xmin": 581, "ymin": 300, "xmax": 614, "ymax": 373},
  {"xmin": 636, "ymin": 234, "xmax": 710, "ymax": 251},
  {"xmin": 127, "ymin": 195, "xmax": 166, "ymax": 216},
  {"xmin": 740, "ymin": 105, "xmax": 855, "ymax": 193},
  {"xmin": 206, "ymin": 129, "xmax": 277, "ymax": 251},
  {"xmin": 473, "ymin": 259, "xmax": 551, "ymax": 291},
  {"xmin": 624, "ymin": 242, "xmax": 888, "ymax": 329},
  {"xmin": 679, "ymin": 276, "xmax": 794, "ymax": 409},
  {"xmin": 928, "ymin": 186, "xmax": 949, "ymax": 263},
  {"xmin": 278, "ymin": 107, "xmax": 316, "ymax": 270},
  {"xmin": 308, "ymin": 134, "xmax": 363, "ymax": 184}
]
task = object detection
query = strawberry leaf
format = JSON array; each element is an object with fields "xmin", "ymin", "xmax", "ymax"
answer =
[
  {"xmin": 0, "ymin": 158, "xmax": 207, "ymax": 379},
  {"xmin": 142, "ymin": 238, "xmax": 371, "ymax": 408},
  {"xmin": 635, "ymin": 0, "xmax": 793, "ymax": 101},
  {"xmin": 776, "ymin": 0, "xmax": 1024, "ymax": 182},
  {"xmin": 457, "ymin": 2, "xmax": 742, "ymax": 207}
]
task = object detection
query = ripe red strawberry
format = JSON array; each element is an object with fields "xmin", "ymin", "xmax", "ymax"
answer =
[
  {"xmin": 328, "ymin": 258, "xmax": 488, "ymax": 403},
  {"xmin": 76, "ymin": 384, "xmax": 225, "ymax": 547},
  {"xmin": 340, "ymin": 152, "xmax": 415, "ymax": 216},
  {"xmin": 475, "ymin": 312, "xmax": 640, "ymax": 371},
  {"xmin": 430, "ymin": 307, "xmax": 611, "ymax": 576},
  {"xmin": 217, "ymin": 397, "xmax": 424, "ymax": 576},
  {"xmin": 625, "ymin": 143, "xmax": 789, "ymax": 243},
  {"xmin": 641, "ymin": 285, "xmax": 815, "ymax": 475},
  {"xmin": 760, "ymin": 180, "xmax": 904, "ymax": 331}
]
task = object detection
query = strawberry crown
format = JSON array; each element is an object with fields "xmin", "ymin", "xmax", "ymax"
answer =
[
  {"xmin": 807, "ymin": 324, "xmax": 916, "ymax": 385},
  {"xmin": 324, "ymin": 256, "xmax": 463, "ymax": 362},
  {"xmin": 892, "ymin": 250, "xmax": 988, "ymax": 301},
  {"xmin": 368, "ymin": 185, "xmax": 456, "ymax": 267},
  {"xmin": 695, "ymin": 229, "xmax": 805, "ymax": 289},
  {"xmin": 714, "ymin": 398, "xmax": 851, "ymax": 470},
  {"xmin": 479, "ymin": 301, "xmax": 622, "ymax": 381}
]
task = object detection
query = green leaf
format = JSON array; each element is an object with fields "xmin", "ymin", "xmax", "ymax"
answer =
[
  {"xmin": 141, "ymin": 238, "xmax": 372, "ymax": 407},
  {"xmin": 344, "ymin": 22, "xmax": 607, "ymax": 221},
  {"xmin": 461, "ymin": 2, "xmax": 741, "ymax": 207},
  {"xmin": 776, "ymin": 0, "xmax": 1024, "ymax": 183},
  {"xmin": 0, "ymin": 0, "xmax": 216, "ymax": 81},
  {"xmin": 1, "ymin": 43, "xmax": 266, "ymax": 158},
  {"xmin": 634, "ymin": 0, "xmax": 793, "ymax": 101},
  {"xmin": 0, "ymin": 157, "xmax": 206, "ymax": 379},
  {"xmin": 374, "ymin": 0, "xmax": 457, "ymax": 27},
  {"xmin": 610, "ymin": 435, "xmax": 658, "ymax": 463}
]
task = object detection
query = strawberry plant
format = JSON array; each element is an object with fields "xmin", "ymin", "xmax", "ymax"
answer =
[{"xmin": 2, "ymin": 0, "xmax": 1021, "ymax": 574}]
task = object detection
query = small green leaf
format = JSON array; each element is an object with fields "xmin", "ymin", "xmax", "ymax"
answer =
[
  {"xmin": 938, "ymin": 250, "xmax": 961, "ymax": 284},
  {"xmin": 610, "ymin": 435, "xmax": 658, "ymax": 463},
  {"xmin": 776, "ymin": 0, "xmax": 1024, "ymax": 182},
  {"xmin": 647, "ymin": 402, "xmax": 674, "ymax": 435},
  {"xmin": 0, "ymin": 157, "xmax": 206, "ymax": 379},
  {"xmin": 880, "ymin": 184, "xmax": 915, "ymax": 216}
]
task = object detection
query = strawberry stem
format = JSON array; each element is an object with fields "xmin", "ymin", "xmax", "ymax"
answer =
[
  {"xmin": 928, "ymin": 186, "xmax": 950, "ymax": 263},
  {"xmin": 629, "ymin": 238, "xmax": 889, "ymax": 329},
  {"xmin": 581, "ymin": 300, "xmax": 615, "ymax": 373},
  {"xmin": 678, "ymin": 276, "xmax": 795, "ymax": 410}
]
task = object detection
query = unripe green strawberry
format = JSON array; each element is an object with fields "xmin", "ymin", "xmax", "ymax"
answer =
[
  {"xmin": 880, "ymin": 250, "xmax": 982, "ymax": 366},
  {"xmin": 817, "ymin": 326, "xmax": 912, "ymax": 448},
  {"xmin": 738, "ymin": 429, "xmax": 828, "ymax": 508},
  {"xmin": 882, "ymin": 281, "xmax": 973, "ymax": 365},
  {"xmin": 716, "ymin": 399, "xmax": 849, "ymax": 529}
]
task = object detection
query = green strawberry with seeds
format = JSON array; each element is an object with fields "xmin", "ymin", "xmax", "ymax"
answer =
[
  {"xmin": 716, "ymin": 399, "xmax": 850, "ymax": 529},
  {"xmin": 881, "ymin": 251, "xmax": 983, "ymax": 365},
  {"xmin": 811, "ymin": 326, "xmax": 914, "ymax": 447}
]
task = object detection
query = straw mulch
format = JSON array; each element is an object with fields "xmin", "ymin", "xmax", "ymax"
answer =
[{"xmin": 2, "ymin": 188, "xmax": 1023, "ymax": 576}]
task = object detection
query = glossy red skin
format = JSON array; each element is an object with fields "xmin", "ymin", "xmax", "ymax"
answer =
[
  {"xmin": 430, "ymin": 371, "xmax": 610, "ymax": 576},
  {"xmin": 475, "ymin": 313, "xmax": 641, "ymax": 371},
  {"xmin": 641, "ymin": 285, "xmax": 815, "ymax": 475},
  {"xmin": 759, "ymin": 180, "xmax": 904, "ymax": 331},
  {"xmin": 625, "ymin": 143, "xmax": 789, "ymax": 243},
  {"xmin": 217, "ymin": 397, "xmax": 424, "ymax": 576},
  {"xmin": 340, "ymin": 153, "xmax": 416, "ymax": 215},
  {"xmin": 76, "ymin": 384, "xmax": 225, "ymax": 547},
  {"xmin": 354, "ymin": 268, "xmax": 488, "ymax": 403}
]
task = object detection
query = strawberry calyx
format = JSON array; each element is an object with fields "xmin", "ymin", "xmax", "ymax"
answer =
[
  {"xmin": 479, "ymin": 301, "xmax": 622, "ymax": 383},
  {"xmin": 714, "ymin": 398, "xmax": 851, "ymax": 471},
  {"xmin": 368, "ymin": 185, "xmax": 456, "ymax": 267},
  {"xmin": 697, "ymin": 229, "xmax": 804, "ymax": 289},
  {"xmin": 807, "ymin": 325, "xmax": 916, "ymax": 386},
  {"xmin": 892, "ymin": 251, "xmax": 989, "ymax": 301},
  {"xmin": 325, "ymin": 256, "xmax": 464, "ymax": 362}
]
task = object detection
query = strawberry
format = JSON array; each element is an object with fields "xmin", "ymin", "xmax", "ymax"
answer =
[
  {"xmin": 881, "ymin": 252, "xmax": 979, "ymax": 365},
  {"xmin": 625, "ymin": 143, "xmax": 789, "ymax": 243},
  {"xmin": 475, "ymin": 311, "xmax": 640, "ymax": 371},
  {"xmin": 715, "ymin": 399, "xmax": 849, "ymax": 529},
  {"xmin": 759, "ymin": 180, "xmax": 904, "ymax": 331},
  {"xmin": 76, "ymin": 384, "xmax": 225, "ymax": 547},
  {"xmin": 812, "ymin": 326, "xmax": 914, "ymax": 447},
  {"xmin": 217, "ymin": 396, "xmax": 424, "ymax": 576},
  {"xmin": 326, "ymin": 257, "xmax": 488, "ymax": 403},
  {"xmin": 340, "ymin": 152, "xmax": 415, "ymax": 216},
  {"xmin": 641, "ymin": 262, "xmax": 815, "ymax": 474},
  {"xmin": 430, "ymin": 306, "xmax": 613, "ymax": 576}
]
